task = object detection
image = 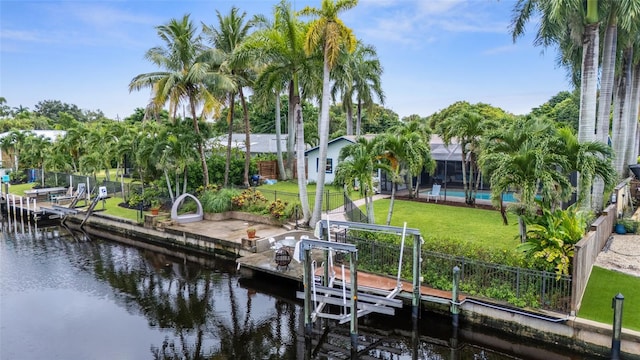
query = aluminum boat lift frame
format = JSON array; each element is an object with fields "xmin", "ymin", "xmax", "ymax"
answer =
[{"xmin": 299, "ymin": 219, "xmax": 423, "ymax": 352}]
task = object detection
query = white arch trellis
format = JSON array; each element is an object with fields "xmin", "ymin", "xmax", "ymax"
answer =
[{"xmin": 170, "ymin": 193, "xmax": 203, "ymax": 224}]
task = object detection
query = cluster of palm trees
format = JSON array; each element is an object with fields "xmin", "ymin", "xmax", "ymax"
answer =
[
  {"xmin": 129, "ymin": 0, "xmax": 382, "ymax": 227},
  {"xmin": 0, "ymin": 120, "xmax": 202, "ymax": 205},
  {"xmin": 512, "ymin": 0, "xmax": 640, "ymax": 210},
  {"xmin": 335, "ymin": 118, "xmax": 434, "ymax": 226}
]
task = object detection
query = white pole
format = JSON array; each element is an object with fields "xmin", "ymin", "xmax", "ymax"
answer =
[
  {"xmin": 396, "ymin": 222, "xmax": 407, "ymax": 289},
  {"xmin": 341, "ymin": 264, "xmax": 347, "ymax": 314}
]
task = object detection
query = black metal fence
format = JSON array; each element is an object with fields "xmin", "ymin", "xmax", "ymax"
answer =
[
  {"xmin": 256, "ymin": 188, "xmax": 345, "ymax": 214},
  {"xmin": 336, "ymin": 233, "xmax": 572, "ymax": 314},
  {"xmin": 35, "ymin": 170, "xmax": 144, "ymax": 202},
  {"xmin": 344, "ymin": 195, "xmax": 368, "ymax": 223}
]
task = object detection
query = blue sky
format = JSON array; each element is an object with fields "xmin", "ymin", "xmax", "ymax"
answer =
[{"xmin": 1, "ymin": 0, "xmax": 570, "ymax": 120}]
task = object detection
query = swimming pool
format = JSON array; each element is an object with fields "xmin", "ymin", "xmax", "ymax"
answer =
[{"xmin": 421, "ymin": 189, "xmax": 517, "ymax": 202}]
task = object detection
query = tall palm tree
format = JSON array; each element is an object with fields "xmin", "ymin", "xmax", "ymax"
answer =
[
  {"xmin": 301, "ymin": 0, "xmax": 357, "ymax": 226},
  {"xmin": 130, "ymin": 15, "xmax": 229, "ymax": 187},
  {"xmin": 243, "ymin": 0, "xmax": 322, "ymax": 222},
  {"xmin": 331, "ymin": 40, "xmax": 384, "ymax": 136},
  {"xmin": 511, "ymin": 0, "xmax": 600, "ymax": 210},
  {"xmin": 203, "ymin": 7, "xmax": 256, "ymax": 188}
]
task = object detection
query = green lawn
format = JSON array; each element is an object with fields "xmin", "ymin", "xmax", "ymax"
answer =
[
  {"xmin": 255, "ymin": 180, "xmax": 362, "ymax": 211},
  {"xmin": 578, "ymin": 266, "xmax": 640, "ymax": 331},
  {"xmin": 372, "ymin": 199, "xmax": 520, "ymax": 251}
]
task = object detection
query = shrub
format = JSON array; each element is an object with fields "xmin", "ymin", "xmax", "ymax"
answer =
[
  {"xmin": 231, "ymin": 188, "xmax": 268, "ymax": 213},
  {"xmin": 519, "ymin": 204, "xmax": 587, "ymax": 277},
  {"xmin": 200, "ymin": 188, "xmax": 239, "ymax": 213}
]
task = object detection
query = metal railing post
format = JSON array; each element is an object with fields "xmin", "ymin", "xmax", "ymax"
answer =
[{"xmin": 611, "ymin": 293, "xmax": 624, "ymax": 360}]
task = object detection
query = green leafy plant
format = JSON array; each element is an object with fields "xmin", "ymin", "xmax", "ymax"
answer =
[
  {"xmin": 519, "ymin": 203, "xmax": 587, "ymax": 277},
  {"xmin": 231, "ymin": 188, "xmax": 268, "ymax": 213}
]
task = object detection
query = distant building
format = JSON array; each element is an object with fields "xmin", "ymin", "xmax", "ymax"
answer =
[{"xmin": 210, "ymin": 133, "xmax": 289, "ymax": 155}]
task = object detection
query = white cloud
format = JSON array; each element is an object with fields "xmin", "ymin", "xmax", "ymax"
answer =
[{"xmin": 482, "ymin": 44, "xmax": 519, "ymax": 55}]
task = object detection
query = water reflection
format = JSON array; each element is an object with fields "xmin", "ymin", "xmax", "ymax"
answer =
[{"xmin": 1, "ymin": 219, "xmax": 604, "ymax": 359}]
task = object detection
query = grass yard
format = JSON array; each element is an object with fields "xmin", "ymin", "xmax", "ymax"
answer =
[
  {"xmin": 372, "ymin": 199, "xmax": 520, "ymax": 252},
  {"xmin": 255, "ymin": 180, "xmax": 362, "ymax": 211},
  {"xmin": 578, "ymin": 266, "xmax": 640, "ymax": 331}
]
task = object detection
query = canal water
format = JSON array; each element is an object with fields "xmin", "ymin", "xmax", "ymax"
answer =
[{"xmin": 1, "ymin": 220, "xmax": 606, "ymax": 359}]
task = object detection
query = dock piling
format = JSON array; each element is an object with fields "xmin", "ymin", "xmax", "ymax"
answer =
[
  {"xmin": 451, "ymin": 266, "xmax": 460, "ymax": 327},
  {"xmin": 611, "ymin": 293, "xmax": 624, "ymax": 360}
]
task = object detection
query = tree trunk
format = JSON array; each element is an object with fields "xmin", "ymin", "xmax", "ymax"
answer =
[
  {"xmin": 577, "ymin": 22, "xmax": 599, "ymax": 210},
  {"xmin": 346, "ymin": 103, "xmax": 353, "ymax": 135},
  {"xmin": 385, "ymin": 181, "xmax": 396, "ymax": 225},
  {"xmin": 311, "ymin": 57, "xmax": 332, "ymax": 226},
  {"xmin": 240, "ymin": 88, "xmax": 251, "ymax": 188},
  {"xmin": 275, "ymin": 92, "xmax": 286, "ymax": 180},
  {"xmin": 626, "ymin": 62, "xmax": 640, "ymax": 168},
  {"xmin": 356, "ymin": 100, "xmax": 362, "ymax": 137},
  {"xmin": 287, "ymin": 80, "xmax": 296, "ymax": 179},
  {"xmin": 224, "ymin": 94, "xmax": 235, "ymax": 187},
  {"xmin": 518, "ymin": 216, "xmax": 526, "ymax": 243},
  {"xmin": 365, "ymin": 188, "xmax": 375, "ymax": 224},
  {"xmin": 295, "ymin": 100, "xmax": 310, "ymax": 224},
  {"xmin": 612, "ymin": 46, "xmax": 633, "ymax": 177},
  {"xmin": 499, "ymin": 197, "xmax": 508, "ymax": 225},
  {"xmin": 592, "ymin": 12, "xmax": 617, "ymax": 211},
  {"xmin": 190, "ymin": 97, "xmax": 209, "ymax": 187},
  {"xmin": 163, "ymin": 168, "xmax": 174, "ymax": 203}
]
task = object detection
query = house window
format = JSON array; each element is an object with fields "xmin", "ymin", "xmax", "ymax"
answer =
[{"xmin": 316, "ymin": 158, "xmax": 333, "ymax": 173}]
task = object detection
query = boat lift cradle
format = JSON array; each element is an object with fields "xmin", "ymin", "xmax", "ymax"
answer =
[{"xmin": 298, "ymin": 219, "xmax": 423, "ymax": 352}]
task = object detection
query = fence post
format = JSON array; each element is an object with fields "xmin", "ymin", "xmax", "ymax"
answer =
[
  {"xmin": 412, "ymin": 234, "xmax": 422, "ymax": 320},
  {"xmin": 611, "ymin": 293, "xmax": 624, "ymax": 360},
  {"xmin": 451, "ymin": 266, "xmax": 460, "ymax": 327},
  {"xmin": 325, "ymin": 190, "xmax": 330, "ymax": 212}
]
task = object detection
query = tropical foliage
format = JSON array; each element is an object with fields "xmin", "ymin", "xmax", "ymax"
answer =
[{"xmin": 519, "ymin": 203, "xmax": 588, "ymax": 277}]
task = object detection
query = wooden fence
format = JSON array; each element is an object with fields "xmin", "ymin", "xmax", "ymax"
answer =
[{"xmin": 571, "ymin": 178, "xmax": 632, "ymax": 313}]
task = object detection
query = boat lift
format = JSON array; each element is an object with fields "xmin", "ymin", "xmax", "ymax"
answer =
[{"xmin": 297, "ymin": 219, "xmax": 424, "ymax": 352}]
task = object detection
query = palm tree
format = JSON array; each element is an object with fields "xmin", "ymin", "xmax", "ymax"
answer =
[
  {"xmin": 434, "ymin": 110, "xmax": 487, "ymax": 205},
  {"xmin": 301, "ymin": 0, "xmax": 357, "ymax": 226},
  {"xmin": 331, "ymin": 40, "xmax": 384, "ymax": 136},
  {"xmin": 245, "ymin": 2, "xmax": 296, "ymax": 181},
  {"xmin": 391, "ymin": 118, "xmax": 434, "ymax": 198},
  {"xmin": 374, "ymin": 131, "xmax": 429, "ymax": 225},
  {"xmin": 335, "ymin": 136, "xmax": 381, "ymax": 223},
  {"xmin": 479, "ymin": 117, "xmax": 571, "ymax": 242},
  {"xmin": 0, "ymin": 130, "xmax": 27, "ymax": 172},
  {"xmin": 243, "ymin": 0, "xmax": 322, "ymax": 222},
  {"xmin": 553, "ymin": 126, "xmax": 617, "ymax": 208},
  {"xmin": 203, "ymin": 7, "xmax": 256, "ymax": 188},
  {"xmin": 130, "ymin": 15, "xmax": 229, "ymax": 187},
  {"xmin": 511, "ymin": 0, "xmax": 600, "ymax": 210}
]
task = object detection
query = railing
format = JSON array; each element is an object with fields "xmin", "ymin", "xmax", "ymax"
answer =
[
  {"xmin": 335, "ymin": 233, "xmax": 573, "ymax": 314},
  {"xmin": 256, "ymin": 188, "xmax": 345, "ymax": 214},
  {"xmin": 344, "ymin": 194, "xmax": 368, "ymax": 223},
  {"xmin": 35, "ymin": 170, "xmax": 142, "ymax": 201}
]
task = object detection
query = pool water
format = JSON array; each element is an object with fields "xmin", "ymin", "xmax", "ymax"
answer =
[{"xmin": 422, "ymin": 189, "xmax": 517, "ymax": 202}]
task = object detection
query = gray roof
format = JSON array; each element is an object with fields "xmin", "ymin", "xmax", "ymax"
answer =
[{"xmin": 210, "ymin": 133, "xmax": 289, "ymax": 154}]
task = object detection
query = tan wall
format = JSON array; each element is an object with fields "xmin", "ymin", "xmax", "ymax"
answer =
[{"xmin": 571, "ymin": 179, "xmax": 632, "ymax": 313}]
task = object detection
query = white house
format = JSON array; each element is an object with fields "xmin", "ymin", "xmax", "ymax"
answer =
[
  {"xmin": 304, "ymin": 135, "xmax": 377, "ymax": 184},
  {"xmin": 305, "ymin": 134, "xmax": 464, "ymax": 190}
]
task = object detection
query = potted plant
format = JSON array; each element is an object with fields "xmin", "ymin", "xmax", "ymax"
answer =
[
  {"xmin": 246, "ymin": 227, "xmax": 257, "ymax": 239},
  {"xmin": 150, "ymin": 199, "xmax": 161, "ymax": 216}
]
